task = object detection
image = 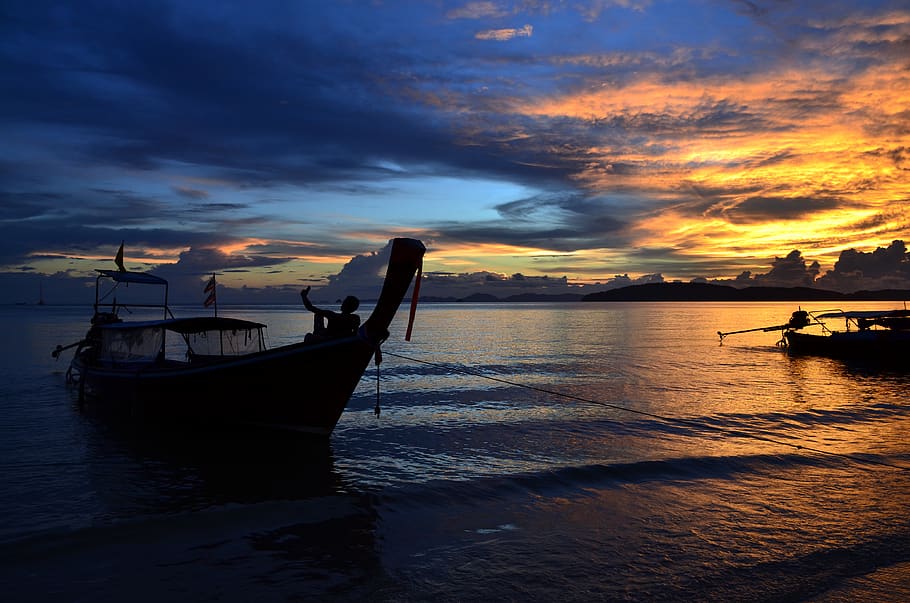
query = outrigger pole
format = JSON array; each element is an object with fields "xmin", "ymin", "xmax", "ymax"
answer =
[
  {"xmin": 717, "ymin": 309, "xmax": 812, "ymax": 343},
  {"xmin": 717, "ymin": 323, "xmax": 791, "ymax": 341}
]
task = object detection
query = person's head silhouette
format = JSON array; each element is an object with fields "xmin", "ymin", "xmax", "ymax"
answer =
[{"xmin": 341, "ymin": 296, "xmax": 359, "ymax": 314}]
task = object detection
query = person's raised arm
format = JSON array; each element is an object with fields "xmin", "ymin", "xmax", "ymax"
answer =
[{"xmin": 300, "ymin": 286, "xmax": 318, "ymax": 313}]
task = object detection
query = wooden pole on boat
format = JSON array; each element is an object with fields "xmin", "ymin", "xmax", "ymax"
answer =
[
  {"xmin": 204, "ymin": 273, "xmax": 218, "ymax": 316},
  {"xmin": 204, "ymin": 273, "xmax": 222, "ymax": 354},
  {"xmin": 213, "ymin": 273, "xmax": 219, "ymax": 318},
  {"xmin": 375, "ymin": 349, "xmax": 382, "ymax": 418}
]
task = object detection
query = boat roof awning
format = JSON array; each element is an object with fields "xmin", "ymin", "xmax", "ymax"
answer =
[
  {"xmin": 817, "ymin": 310, "xmax": 910, "ymax": 320},
  {"xmin": 96, "ymin": 269, "xmax": 168, "ymax": 286},
  {"xmin": 98, "ymin": 316, "xmax": 266, "ymax": 333}
]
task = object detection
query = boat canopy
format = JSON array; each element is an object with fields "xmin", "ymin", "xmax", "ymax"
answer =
[
  {"xmin": 97, "ymin": 317, "xmax": 267, "ymax": 363},
  {"xmin": 95, "ymin": 269, "xmax": 168, "ymax": 286},
  {"xmin": 814, "ymin": 308, "xmax": 910, "ymax": 332},
  {"xmin": 97, "ymin": 316, "xmax": 267, "ymax": 333},
  {"xmin": 816, "ymin": 310, "xmax": 910, "ymax": 319}
]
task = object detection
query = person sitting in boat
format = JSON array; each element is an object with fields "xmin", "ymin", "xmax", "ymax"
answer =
[{"xmin": 301, "ymin": 286, "xmax": 360, "ymax": 341}]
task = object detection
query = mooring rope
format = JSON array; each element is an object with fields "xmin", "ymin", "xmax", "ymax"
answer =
[{"xmin": 382, "ymin": 350, "xmax": 910, "ymax": 474}]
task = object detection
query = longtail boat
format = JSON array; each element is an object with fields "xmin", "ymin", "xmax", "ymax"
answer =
[
  {"xmin": 53, "ymin": 238, "xmax": 426, "ymax": 435},
  {"xmin": 719, "ymin": 307, "xmax": 910, "ymax": 363}
]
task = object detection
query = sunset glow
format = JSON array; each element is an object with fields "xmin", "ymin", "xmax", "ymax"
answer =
[{"xmin": 1, "ymin": 1, "xmax": 908, "ymax": 302}]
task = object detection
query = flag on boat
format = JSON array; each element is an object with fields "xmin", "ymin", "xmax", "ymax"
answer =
[
  {"xmin": 114, "ymin": 241, "xmax": 125, "ymax": 272},
  {"xmin": 204, "ymin": 274, "xmax": 217, "ymax": 308}
]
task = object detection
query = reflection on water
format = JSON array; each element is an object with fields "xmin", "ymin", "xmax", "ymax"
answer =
[
  {"xmin": 81, "ymin": 423, "xmax": 341, "ymax": 509},
  {"xmin": 2, "ymin": 302, "xmax": 909, "ymax": 601},
  {"xmin": 2, "ymin": 419, "xmax": 389, "ymax": 602}
]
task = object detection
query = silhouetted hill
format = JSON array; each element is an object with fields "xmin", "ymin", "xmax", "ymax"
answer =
[
  {"xmin": 581, "ymin": 282, "xmax": 910, "ymax": 302},
  {"xmin": 503, "ymin": 293, "xmax": 584, "ymax": 302},
  {"xmin": 848, "ymin": 289, "xmax": 910, "ymax": 301},
  {"xmin": 458, "ymin": 293, "xmax": 501, "ymax": 302},
  {"xmin": 454, "ymin": 292, "xmax": 585, "ymax": 302},
  {"xmin": 418, "ymin": 284, "xmax": 910, "ymax": 303}
]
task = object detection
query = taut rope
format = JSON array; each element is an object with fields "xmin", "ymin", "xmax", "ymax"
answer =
[{"xmin": 381, "ymin": 350, "xmax": 910, "ymax": 474}]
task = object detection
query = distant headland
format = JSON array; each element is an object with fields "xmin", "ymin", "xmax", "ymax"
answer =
[
  {"xmin": 420, "ymin": 282, "xmax": 910, "ymax": 303},
  {"xmin": 581, "ymin": 282, "xmax": 910, "ymax": 302}
]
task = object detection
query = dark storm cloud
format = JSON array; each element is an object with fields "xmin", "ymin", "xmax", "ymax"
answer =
[
  {"xmin": 830, "ymin": 240, "xmax": 909, "ymax": 278},
  {"xmin": 711, "ymin": 196, "xmax": 845, "ymax": 223},
  {"xmin": 0, "ymin": 187, "xmax": 159, "ymax": 229},
  {"xmin": 434, "ymin": 223, "xmax": 590, "ymax": 251},
  {"xmin": 0, "ymin": 0, "xmax": 566, "ymax": 193},
  {"xmin": 183, "ymin": 202, "xmax": 251, "ymax": 214},
  {"xmin": 0, "ymin": 185, "xmax": 240, "ymax": 265},
  {"xmin": 715, "ymin": 242, "xmax": 910, "ymax": 292},
  {"xmin": 435, "ymin": 219, "xmax": 626, "ymax": 252},
  {"xmin": 622, "ymin": 246, "xmax": 762, "ymax": 278},
  {"xmin": 816, "ymin": 240, "xmax": 910, "ymax": 291},
  {"xmin": 431, "ymin": 192, "xmax": 627, "ymax": 252},
  {"xmin": 0, "ymin": 2, "xmax": 600, "ymax": 288},
  {"xmin": 755, "ymin": 250, "xmax": 821, "ymax": 287},
  {"xmin": 0, "ymin": 192, "xmax": 70, "ymax": 221},
  {"xmin": 173, "ymin": 186, "xmax": 210, "ymax": 200}
]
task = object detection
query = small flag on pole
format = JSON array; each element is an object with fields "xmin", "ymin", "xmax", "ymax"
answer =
[
  {"xmin": 114, "ymin": 241, "xmax": 126, "ymax": 272},
  {"xmin": 204, "ymin": 274, "xmax": 217, "ymax": 309}
]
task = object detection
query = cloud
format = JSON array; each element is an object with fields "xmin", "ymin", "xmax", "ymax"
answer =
[
  {"xmin": 1, "ymin": 0, "xmax": 907, "ymax": 299},
  {"xmin": 426, "ymin": 191, "xmax": 628, "ymax": 254},
  {"xmin": 707, "ymin": 196, "xmax": 846, "ymax": 224},
  {"xmin": 173, "ymin": 186, "xmax": 209, "ymax": 200},
  {"xmin": 816, "ymin": 240, "xmax": 910, "ymax": 292},
  {"xmin": 446, "ymin": 2, "xmax": 508, "ymax": 20},
  {"xmin": 412, "ymin": 270, "xmax": 662, "ymax": 300},
  {"xmin": 475, "ymin": 24, "xmax": 533, "ymax": 41},
  {"xmin": 704, "ymin": 241, "xmax": 910, "ymax": 293},
  {"xmin": 317, "ymin": 241, "xmax": 395, "ymax": 302},
  {"xmin": 706, "ymin": 249, "xmax": 820, "ymax": 288},
  {"xmin": 755, "ymin": 250, "xmax": 821, "ymax": 287}
]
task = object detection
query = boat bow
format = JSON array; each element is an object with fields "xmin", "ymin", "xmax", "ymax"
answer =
[{"xmin": 362, "ymin": 237, "xmax": 426, "ymax": 344}]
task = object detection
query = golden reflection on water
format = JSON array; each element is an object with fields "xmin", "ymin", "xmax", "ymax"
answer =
[
  {"xmin": 337, "ymin": 301, "xmax": 910, "ymax": 478},
  {"xmin": 219, "ymin": 299, "xmax": 910, "ymax": 498}
]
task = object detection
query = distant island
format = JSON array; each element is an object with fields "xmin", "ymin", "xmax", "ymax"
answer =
[
  {"xmin": 581, "ymin": 282, "xmax": 910, "ymax": 302},
  {"xmin": 419, "ymin": 282, "xmax": 910, "ymax": 303},
  {"xmin": 420, "ymin": 292, "xmax": 586, "ymax": 303}
]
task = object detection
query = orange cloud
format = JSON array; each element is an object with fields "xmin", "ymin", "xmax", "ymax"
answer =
[
  {"xmin": 475, "ymin": 24, "xmax": 533, "ymax": 41},
  {"xmin": 503, "ymin": 55, "xmax": 910, "ymax": 275},
  {"xmin": 446, "ymin": 2, "xmax": 508, "ymax": 20}
]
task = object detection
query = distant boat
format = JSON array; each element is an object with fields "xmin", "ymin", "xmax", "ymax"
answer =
[
  {"xmin": 53, "ymin": 238, "xmax": 426, "ymax": 435},
  {"xmin": 37, "ymin": 283, "xmax": 45, "ymax": 306},
  {"xmin": 719, "ymin": 307, "xmax": 910, "ymax": 363}
]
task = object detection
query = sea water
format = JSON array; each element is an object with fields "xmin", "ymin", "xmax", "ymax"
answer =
[{"xmin": 1, "ymin": 301, "xmax": 909, "ymax": 601}]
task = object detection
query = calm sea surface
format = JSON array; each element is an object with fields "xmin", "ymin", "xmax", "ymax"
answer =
[{"xmin": 1, "ymin": 301, "xmax": 909, "ymax": 601}]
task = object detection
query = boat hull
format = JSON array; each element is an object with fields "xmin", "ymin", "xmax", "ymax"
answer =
[
  {"xmin": 785, "ymin": 330, "xmax": 910, "ymax": 363},
  {"xmin": 74, "ymin": 335, "xmax": 376, "ymax": 435}
]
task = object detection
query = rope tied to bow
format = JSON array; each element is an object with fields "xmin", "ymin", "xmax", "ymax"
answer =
[{"xmin": 374, "ymin": 345, "xmax": 383, "ymax": 417}]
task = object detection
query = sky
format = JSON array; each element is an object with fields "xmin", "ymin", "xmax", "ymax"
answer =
[{"xmin": 2, "ymin": 0, "xmax": 909, "ymax": 304}]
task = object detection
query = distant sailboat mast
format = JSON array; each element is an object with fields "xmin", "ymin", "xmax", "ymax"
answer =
[{"xmin": 38, "ymin": 282, "xmax": 45, "ymax": 306}]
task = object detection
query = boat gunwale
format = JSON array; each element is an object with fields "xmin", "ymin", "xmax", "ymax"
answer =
[
  {"xmin": 94, "ymin": 316, "xmax": 268, "ymax": 332},
  {"xmin": 75, "ymin": 333, "xmax": 367, "ymax": 377}
]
